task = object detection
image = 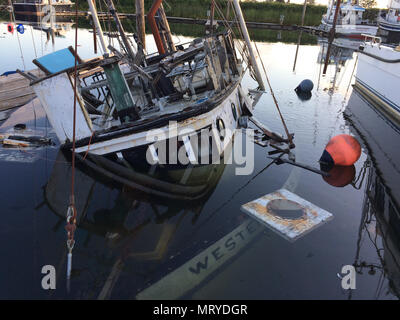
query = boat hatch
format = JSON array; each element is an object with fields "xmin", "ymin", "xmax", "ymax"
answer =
[{"xmin": 241, "ymin": 189, "xmax": 333, "ymax": 242}]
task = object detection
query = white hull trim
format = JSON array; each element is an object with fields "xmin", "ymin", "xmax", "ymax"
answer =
[
  {"xmin": 378, "ymin": 20, "xmax": 400, "ymax": 32},
  {"xmin": 320, "ymin": 19, "xmax": 378, "ymax": 36},
  {"xmin": 355, "ymin": 44, "xmax": 400, "ymax": 123},
  {"xmin": 75, "ymin": 85, "xmax": 244, "ymax": 155}
]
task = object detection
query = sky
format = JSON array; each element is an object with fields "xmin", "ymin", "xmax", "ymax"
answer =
[{"xmin": 251, "ymin": 0, "xmax": 391, "ymax": 9}]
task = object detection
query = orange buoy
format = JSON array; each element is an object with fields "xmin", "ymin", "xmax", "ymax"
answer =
[
  {"xmin": 322, "ymin": 165, "xmax": 356, "ymax": 187},
  {"xmin": 320, "ymin": 134, "xmax": 361, "ymax": 166}
]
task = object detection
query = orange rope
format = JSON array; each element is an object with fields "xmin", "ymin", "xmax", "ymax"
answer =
[{"xmin": 82, "ymin": 131, "xmax": 95, "ymax": 161}]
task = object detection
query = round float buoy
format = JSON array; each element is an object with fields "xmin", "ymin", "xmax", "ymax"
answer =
[
  {"xmin": 16, "ymin": 24, "xmax": 24, "ymax": 34},
  {"xmin": 320, "ymin": 134, "xmax": 361, "ymax": 166},
  {"xmin": 7, "ymin": 23, "xmax": 14, "ymax": 34},
  {"xmin": 295, "ymin": 79, "xmax": 314, "ymax": 93},
  {"xmin": 295, "ymin": 90, "xmax": 312, "ymax": 101},
  {"xmin": 321, "ymin": 164, "xmax": 356, "ymax": 187}
]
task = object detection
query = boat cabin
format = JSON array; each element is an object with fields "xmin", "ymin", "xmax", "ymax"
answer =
[{"xmin": 29, "ymin": 31, "xmax": 244, "ymax": 150}]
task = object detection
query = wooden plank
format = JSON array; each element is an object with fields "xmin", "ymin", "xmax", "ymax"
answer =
[
  {"xmin": 0, "ymin": 69, "xmax": 44, "ymax": 110},
  {"xmin": 0, "ymin": 94, "xmax": 36, "ymax": 111},
  {"xmin": 1, "ymin": 87, "xmax": 35, "ymax": 101}
]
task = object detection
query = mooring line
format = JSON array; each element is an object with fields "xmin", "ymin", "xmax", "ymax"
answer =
[
  {"xmin": 253, "ymin": 41, "xmax": 294, "ymax": 148},
  {"xmin": 65, "ymin": 0, "xmax": 80, "ymax": 292}
]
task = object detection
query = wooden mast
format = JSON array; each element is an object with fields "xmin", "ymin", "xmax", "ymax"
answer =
[
  {"xmin": 158, "ymin": 4, "xmax": 176, "ymax": 52},
  {"xmin": 136, "ymin": 0, "xmax": 146, "ymax": 50},
  {"xmin": 323, "ymin": 0, "xmax": 341, "ymax": 75},
  {"xmin": 293, "ymin": 0, "xmax": 307, "ymax": 71}
]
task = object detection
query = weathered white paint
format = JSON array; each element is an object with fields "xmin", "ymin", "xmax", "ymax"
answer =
[
  {"xmin": 75, "ymin": 86, "xmax": 243, "ymax": 155},
  {"xmin": 32, "ymin": 73, "xmax": 93, "ymax": 144}
]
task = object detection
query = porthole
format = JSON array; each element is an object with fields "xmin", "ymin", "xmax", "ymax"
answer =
[
  {"xmin": 216, "ymin": 118, "xmax": 225, "ymax": 140},
  {"xmin": 231, "ymin": 102, "xmax": 237, "ymax": 121}
]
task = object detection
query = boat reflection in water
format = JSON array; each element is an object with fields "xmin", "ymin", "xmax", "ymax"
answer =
[
  {"xmin": 46, "ymin": 149, "xmax": 227, "ymax": 239},
  {"xmin": 316, "ymin": 37, "xmax": 360, "ymax": 95},
  {"xmin": 44, "ymin": 150, "xmax": 262, "ymax": 299},
  {"xmin": 345, "ymin": 88, "xmax": 400, "ymax": 298},
  {"xmin": 14, "ymin": 13, "xmax": 74, "ymax": 38}
]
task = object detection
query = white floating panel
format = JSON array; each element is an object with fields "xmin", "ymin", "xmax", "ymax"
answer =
[{"xmin": 241, "ymin": 188, "xmax": 333, "ymax": 242}]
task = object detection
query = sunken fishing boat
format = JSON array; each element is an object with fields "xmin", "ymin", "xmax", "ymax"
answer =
[{"xmin": 20, "ymin": 0, "xmax": 273, "ymax": 166}]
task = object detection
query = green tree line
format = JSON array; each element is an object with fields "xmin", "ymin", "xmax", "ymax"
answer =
[{"xmin": 0, "ymin": 0, "xmax": 380, "ymax": 26}]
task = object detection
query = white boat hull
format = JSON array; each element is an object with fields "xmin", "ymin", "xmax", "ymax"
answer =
[
  {"xmin": 74, "ymin": 83, "xmax": 247, "ymax": 158},
  {"xmin": 379, "ymin": 19, "xmax": 400, "ymax": 32},
  {"xmin": 320, "ymin": 19, "xmax": 378, "ymax": 38},
  {"xmin": 355, "ymin": 44, "xmax": 400, "ymax": 122}
]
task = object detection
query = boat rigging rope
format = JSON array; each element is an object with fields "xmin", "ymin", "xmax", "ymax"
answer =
[
  {"xmin": 212, "ymin": 1, "xmax": 255, "ymax": 84},
  {"xmin": 65, "ymin": 0, "xmax": 80, "ymax": 291},
  {"xmin": 39, "ymin": 5, "xmax": 44, "ymax": 55},
  {"xmin": 10, "ymin": 6, "xmax": 26, "ymax": 70},
  {"xmin": 254, "ymin": 41, "xmax": 295, "ymax": 148},
  {"xmin": 30, "ymin": 26, "xmax": 38, "ymax": 59}
]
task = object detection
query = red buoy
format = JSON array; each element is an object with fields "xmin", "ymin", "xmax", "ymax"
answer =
[
  {"xmin": 322, "ymin": 165, "xmax": 356, "ymax": 187},
  {"xmin": 320, "ymin": 134, "xmax": 361, "ymax": 166}
]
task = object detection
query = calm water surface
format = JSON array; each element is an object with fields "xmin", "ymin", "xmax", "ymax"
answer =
[{"xmin": 0, "ymin": 20, "xmax": 399, "ymax": 299}]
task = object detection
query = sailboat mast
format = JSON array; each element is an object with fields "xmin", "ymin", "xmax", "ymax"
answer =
[
  {"xmin": 231, "ymin": 0, "xmax": 265, "ymax": 91},
  {"xmin": 104, "ymin": 0, "xmax": 136, "ymax": 61},
  {"xmin": 87, "ymin": 0, "xmax": 109, "ymax": 54}
]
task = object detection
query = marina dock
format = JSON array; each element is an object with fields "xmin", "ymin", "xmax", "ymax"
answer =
[
  {"xmin": 0, "ymin": 69, "xmax": 44, "ymax": 111},
  {"xmin": 10, "ymin": 10, "xmax": 328, "ymax": 35}
]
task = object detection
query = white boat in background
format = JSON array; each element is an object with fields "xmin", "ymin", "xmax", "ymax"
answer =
[
  {"xmin": 378, "ymin": 0, "xmax": 400, "ymax": 43},
  {"xmin": 12, "ymin": 0, "xmax": 74, "ymax": 16},
  {"xmin": 320, "ymin": 0, "xmax": 378, "ymax": 39},
  {"xmin": 354, "ymin": 35, "xmax": 400, "ymax": 123},
  {"xmin": 378, "ymin": 0, "xmax": 400, "ymax": 32}
]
